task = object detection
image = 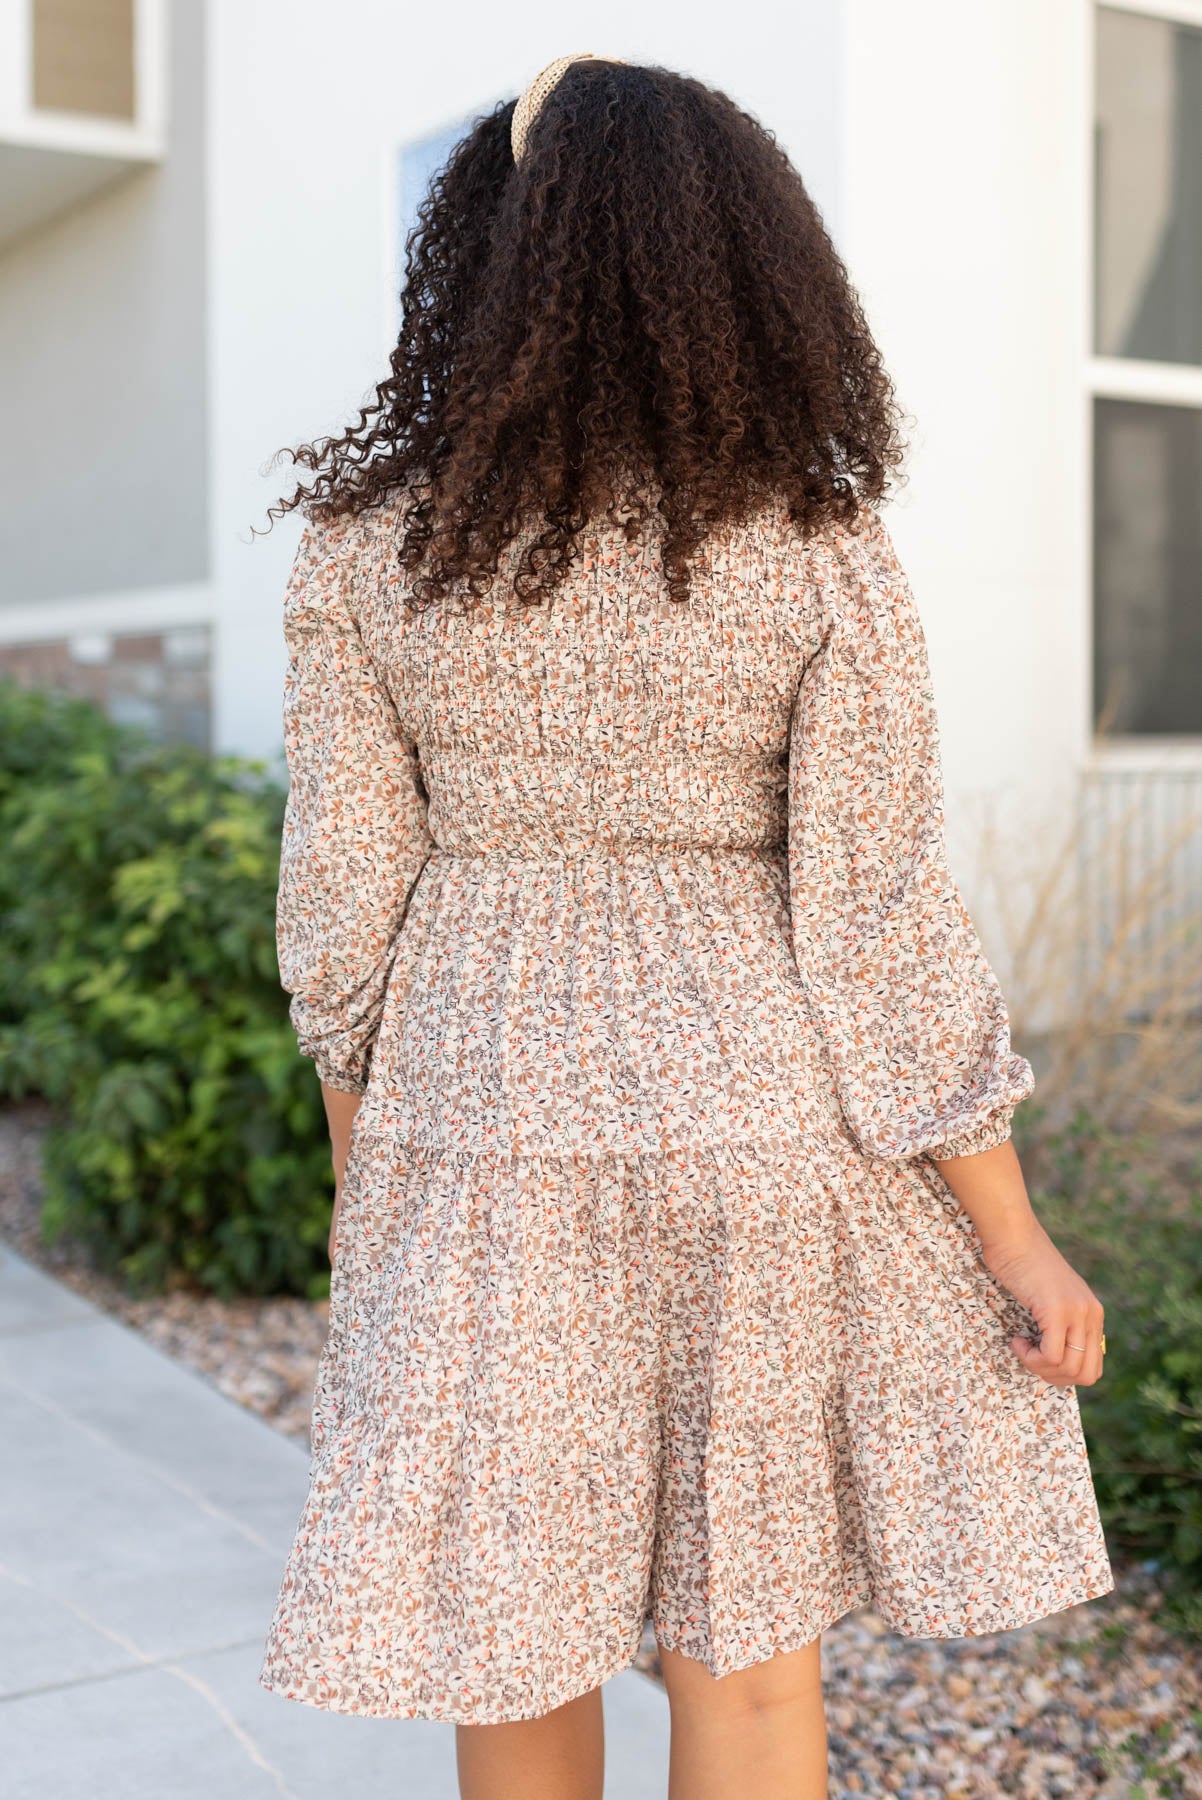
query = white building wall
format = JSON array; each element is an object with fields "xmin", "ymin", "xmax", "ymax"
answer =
[{"xmin": 838, "ymin": 0, "xmax": 1094, "ymax": 866}]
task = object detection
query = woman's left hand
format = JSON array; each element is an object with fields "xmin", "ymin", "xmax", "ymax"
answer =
[{"xmin": 978, "ymin": 1218, "xmax": 1106, "ymax": 1389}]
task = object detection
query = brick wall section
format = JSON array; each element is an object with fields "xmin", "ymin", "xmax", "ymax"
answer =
[{"xmin": 0, "ymin": 627, "xmax": 211, "ymax": 749}]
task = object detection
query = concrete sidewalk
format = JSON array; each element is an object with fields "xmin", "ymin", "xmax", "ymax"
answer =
[{"xmin": 0, "ymin": 1247, "xmax": 670, "ymax": 1799}]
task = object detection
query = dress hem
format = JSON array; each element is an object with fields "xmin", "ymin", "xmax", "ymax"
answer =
[
  {"xmin": 654, "ymin": 1568, "xmax": 1117, "ymax": 1685},
  {"xmin": 257, "ymin": 1569, "xmax": 1115, "ymax": 1726},
  {"xmin": 257, "ymin": 1632, "xmax": 646, "ymax": 1728}
]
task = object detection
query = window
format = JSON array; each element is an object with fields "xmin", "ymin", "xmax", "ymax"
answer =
[
  {"xmin": 398, "ymin": 117, "xmax": 476, "ymax": 298},
  {"xmin": 1094, "ymin": 398, "xmax": 1202, "ymax": 732},
  {"xmin": 1095, "ymin": 5, "xmax": 1202, "ymax": 365},
  {"xmin": 32, "ymin": 0, "xmax": 136, "ymax": 121},
  {"xmin": 1092, "ymin": 4, "xmax": 1202, "ymax": 737}
]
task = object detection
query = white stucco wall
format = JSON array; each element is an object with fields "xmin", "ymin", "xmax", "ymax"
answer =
[{"xmin": 838, "ymin": 0, "xmax": 1093, "ymax": 869}]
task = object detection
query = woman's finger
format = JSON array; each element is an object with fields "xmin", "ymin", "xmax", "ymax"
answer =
[
  {"xmin": 1055, "ymin": 1313, "xmax": 1089, "ymax": 1384},
  {"xmin": 1078, "ymin": 1307, "xmax": 1106, "ymax": 1387},
  {"xmin": 1011, "ymin": 1334, "xmax": 1060, "ymax": 1380},
  {"xmin": 1035, "ymin": 1309, "xmax": 1069, "ymax": 1368},
  {"xmin": 1010, "ymin": 1319, "xmax": 1087, "ymax": 1387}
]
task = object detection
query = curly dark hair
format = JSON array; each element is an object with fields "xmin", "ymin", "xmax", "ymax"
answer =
[{"xmin": 270, "ymin": 58, "xmax": 907, "ymax": 606}]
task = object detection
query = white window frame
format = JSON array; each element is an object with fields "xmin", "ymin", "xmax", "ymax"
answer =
[
  {"xmin": 1087, "ymin": 0, "xmax": 1202, "ymax": 761},
  {"xmin": 0, "ymin": 0, "xmax": 166, "ymax": 154}
]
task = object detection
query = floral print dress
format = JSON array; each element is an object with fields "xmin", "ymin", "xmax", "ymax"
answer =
[{"xmin": 259, "ymin": 488, "xmax": 1114, "ymax": 1725}]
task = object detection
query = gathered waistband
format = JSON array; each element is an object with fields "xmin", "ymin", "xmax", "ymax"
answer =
[
  {"xmin": 424, "ymin": 842, "xmax": 789, "ymax": 865},
  {"xmin": 417, "ymin": 748, "xmax": 790, "ymax": 863}
]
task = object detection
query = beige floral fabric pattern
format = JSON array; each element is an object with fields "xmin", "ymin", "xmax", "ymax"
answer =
[{"xmin": 259, "ymin": 490, "xmax": 1114, "ymax": 1724}]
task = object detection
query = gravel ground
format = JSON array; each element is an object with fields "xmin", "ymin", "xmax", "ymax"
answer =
[{"xmin": 3, "ymin": 1099, "xmax": 1200, "ymax": 1797}]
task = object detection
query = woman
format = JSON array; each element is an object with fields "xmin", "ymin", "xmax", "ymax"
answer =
[{"xmin": 259, "ymin": 53, "xmax": 1113, "ymax": 1800}]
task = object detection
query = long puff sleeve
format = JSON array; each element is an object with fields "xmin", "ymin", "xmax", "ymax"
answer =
[
  {"xmin": 276, "ymin": 515, "xmax": 434, "ymax": 1095},
  {"xmin": 786, "ymin": 509, "xmax": 1034, "ymax": 1161}
]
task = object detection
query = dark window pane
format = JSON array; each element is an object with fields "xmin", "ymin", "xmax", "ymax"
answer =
[
  {"xmin": 1095, "ymin": 8, "xmax": 1202, "ymax": 365},
  {"xmin": 1094, "ymin": 397, "xmax": 1202, "ymax": 734}
]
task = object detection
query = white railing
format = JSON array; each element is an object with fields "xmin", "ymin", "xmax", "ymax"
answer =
[{"xmin": 1076, "ymin": 756, "xmax": 1202, "ymax": 1020}]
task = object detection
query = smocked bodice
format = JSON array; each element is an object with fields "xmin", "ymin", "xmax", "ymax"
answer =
[
  {"xmin": 377, "ymin": 562, "xmax": 808, "ymax": 860},
  {"xmin": 275, "ymin": 492, "xmax": 1035, "ymax": 1165},
  {"xmin": 352, "ymin": 497, "xmax": 811, "ymax": 859}
]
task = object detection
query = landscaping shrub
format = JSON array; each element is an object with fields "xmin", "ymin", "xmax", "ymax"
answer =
[
  {"xmin": 1029, "ymin": 1109, "xmax": 1202, "ymax": 1636},
  {"xmin": 0, "ymin": 680, "xmax": 333, "ymax": 1298}
]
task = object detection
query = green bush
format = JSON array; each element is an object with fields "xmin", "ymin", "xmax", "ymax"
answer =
[
  {"xmin": 1031, "ymin": 1111, "xmax": 1202, "ymax": 1634},
  {"xmin": 0, "ymin": 680, "xmax": 333, "ymax": 1298}
]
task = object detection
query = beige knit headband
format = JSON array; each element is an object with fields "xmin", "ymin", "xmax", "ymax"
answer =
[{"xmin": 511, "ymin": 52, "xmax": 629, "ymax": 166}]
